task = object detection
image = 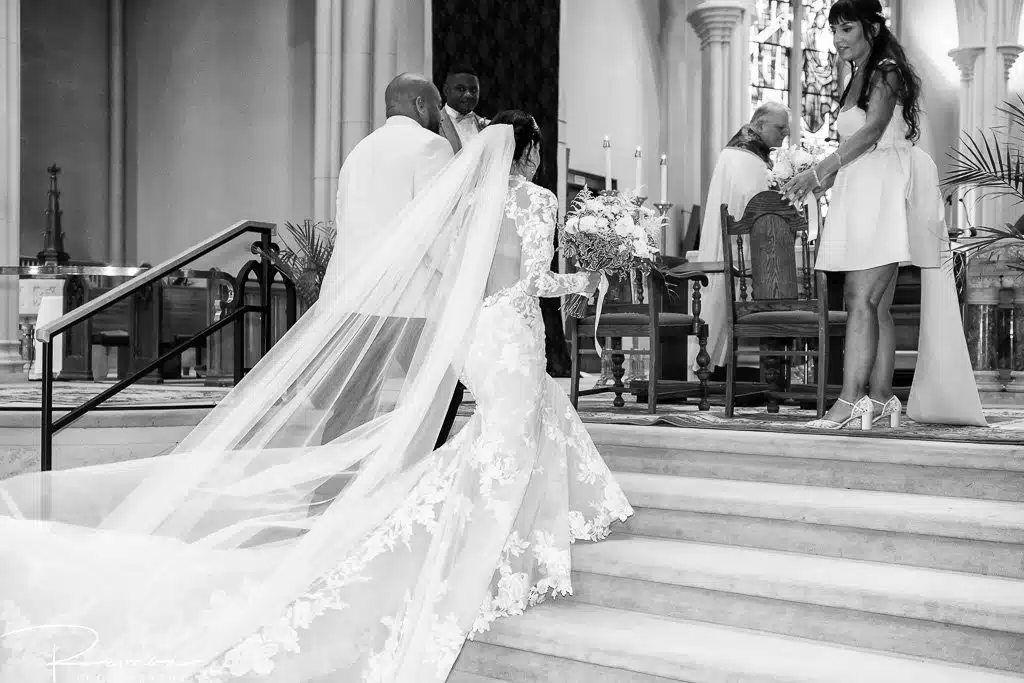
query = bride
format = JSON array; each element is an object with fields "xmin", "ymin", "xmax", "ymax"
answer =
[{"xmin": 0, "ymin": 113, "xmax": 632, "ymax": 682}]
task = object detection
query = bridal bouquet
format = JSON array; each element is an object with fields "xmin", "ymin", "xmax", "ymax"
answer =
[
  {"xmin": 766, "ymin": 140, "xmax": 836, "ymax": 190},
  {"xmin": 559, "ymin": 187, "xmax": 664, "ymax": 318}
]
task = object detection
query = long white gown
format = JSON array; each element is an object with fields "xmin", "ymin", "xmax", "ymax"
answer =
[{"xmin": 0, "ymin": 128, "xmax": 632, "ymax": 682}]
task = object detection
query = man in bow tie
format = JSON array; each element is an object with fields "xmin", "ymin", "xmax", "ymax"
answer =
[{"xmin": 438, "ymin": 66, "xmax": 490, "ymax": 153}]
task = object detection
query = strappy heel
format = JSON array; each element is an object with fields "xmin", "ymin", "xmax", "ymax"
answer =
[
  {"xmin": 870, "ymin": 396, "xmax": 902, "ymax": 428},
  {"xmin": 807, "ymin": 396, "xmax": 873, "ymax": 431}
]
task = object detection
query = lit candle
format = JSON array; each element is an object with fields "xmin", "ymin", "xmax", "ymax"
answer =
[
  {"xmin": 659, "ymin": 154, "xmax": 668, "ymax": 204},
  {"xmin": 603, "ymin": 136, "xmax": 612, "ymax": 190},
  {"xmin": 634, "ymin": 147, "xmax": 643, "ymax": 194}
]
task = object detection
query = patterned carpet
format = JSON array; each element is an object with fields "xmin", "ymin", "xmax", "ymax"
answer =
[
  {"xmin": 3, "ymin": 380, "xmax": 1022, "ymax": 444},
  {"xmin": 458, "ymin": 379, "xmax": 1024, "ymax": 445},
  {"xmin": 0, "ymin": 381, "xmax": 230, "ymax": 409}
]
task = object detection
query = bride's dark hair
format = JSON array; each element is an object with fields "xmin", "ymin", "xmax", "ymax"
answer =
[
  {"xmin": 829, "ymin": 0, "xmax": 921, "ymax": 142},
  {"xmin": 489, "ymin": 109, "xmax": 542, "ymax": 162}
]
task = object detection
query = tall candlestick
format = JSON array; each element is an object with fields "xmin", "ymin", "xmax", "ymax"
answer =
[
  {"xmin": 659, "ymin": 154, "xmax": 668, "ymax": 204},
  {"xmin": 603, "ymin": 136, "xmax": 612, "ymax": 190},
  {"xmin": 634, "ymin": 147, "xmax": 643, "ymax": 194}
]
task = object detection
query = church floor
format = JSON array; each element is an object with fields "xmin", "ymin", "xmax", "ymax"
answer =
[{"xmin": 1, "ymin": 378, "xmax": 1022, "ymax": 444}]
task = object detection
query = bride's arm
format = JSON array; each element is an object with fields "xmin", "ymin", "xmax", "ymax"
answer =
[{"xmin": 521, "ymin": 190, "xmax": 600, "ymax": 298}]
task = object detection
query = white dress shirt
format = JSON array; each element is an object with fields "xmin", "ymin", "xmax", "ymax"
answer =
[{"xmin": 444, "ymin": 104, "xmax": 481, "ymax": 146}]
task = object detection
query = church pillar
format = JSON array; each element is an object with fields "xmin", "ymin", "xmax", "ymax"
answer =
[
  {"xmin": 372, "ymin": 0, "xmax": 398, "ymax": 128},
  {"xmin": 341, "ymin": 0, "xmax": 374, "ymax": 161},
  {"xmin": 313, "ymin": 0, "xmax": 339, "ymax": 222},
  {"xmin": 949, "ymin": 46, "xmax": 985, "ymax": 232},
  {"xmin": 951, "ymin": 0, "xmax": 1024, "ymax": 230},
  {"xmin": 108, "ymin": 0, "xmax": 126, "ymax": 265},
  {"xmin": 0, "ymin": 0, "xmax": 22, "ymax": 381},
  {"xmin": 315, "ymin": 0, "xmax": 417, "ymax": 223},
  {"xmin": 688, "ymin": 0, "xmax": 747, "ymax": 205}
]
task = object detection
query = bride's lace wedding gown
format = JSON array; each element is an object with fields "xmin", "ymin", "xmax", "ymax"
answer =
[{"xmin": 181, "ymin": 175, "xmax": 633, "ymax": 681}]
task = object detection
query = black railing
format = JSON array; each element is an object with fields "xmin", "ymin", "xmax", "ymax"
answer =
[{"xmin": 34, "ymin": 220, "xmax": 277, "ymax": 471}]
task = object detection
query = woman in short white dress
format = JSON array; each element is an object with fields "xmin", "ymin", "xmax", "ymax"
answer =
[{"xmin": 782, "ymin": 0, "xmax": 985, "ymax": 429}]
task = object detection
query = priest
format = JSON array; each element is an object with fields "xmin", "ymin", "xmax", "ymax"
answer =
[{"xmin": 688, "ymin": 102, "xmax": 790, "ymax": 377}]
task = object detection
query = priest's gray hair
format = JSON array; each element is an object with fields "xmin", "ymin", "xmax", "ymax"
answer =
[{"xmin": 750, "ymin": 101, "xmax": 790, "ymax": 124}]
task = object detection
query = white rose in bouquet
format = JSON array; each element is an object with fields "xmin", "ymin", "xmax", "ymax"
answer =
[
  {"xmin": 579, "ymin": 215, "xmax": 600, "ymax": 233},
  {"xmin": 613, "ymin": 214, "xmax": 636, "ymax": 237},
  {"xmin": 773, "ymin": 157, "xmax": 794, "ymax": 181},
  {"xmin": 596, "ymin": 216, "xmax": 610, "ymax": 229},
  {"xmin": 563, "ymin": 215, "xmax": 581, "ymax": 234},
  {"xmin": 790, "ymin": 148, "xmax": 813, "ymax": 168}
]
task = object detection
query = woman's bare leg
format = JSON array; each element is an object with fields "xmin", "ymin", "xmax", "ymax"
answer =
[
  {"xmin": 818, "ymin": 263, "xmax": 899, "ymax": 422},
  {"xmin": 868, "ymin": 269, "xmax": 899, "ymax": 403}
]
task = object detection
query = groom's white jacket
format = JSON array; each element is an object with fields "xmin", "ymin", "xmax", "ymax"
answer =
[{"xmin": 333, "ymin": 115, "xmax": 454, "ymax": 308}]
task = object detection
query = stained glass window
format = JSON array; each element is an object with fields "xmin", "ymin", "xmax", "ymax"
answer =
[
  {"xmin": 750, "ymin": 1, "xmax": 793, "ymax": 113},
  {"xmin": 750, "ymin": 1, "xmax": 893, "ymax": 144},
  {"xmin": 800, "ymin": 0, "xmax": 839, "ymax": 143}
]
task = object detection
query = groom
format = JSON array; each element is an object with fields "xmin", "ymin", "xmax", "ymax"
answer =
[{"xmin": 325, "ymin": 72, "xmax": 465, "ymax": 449}]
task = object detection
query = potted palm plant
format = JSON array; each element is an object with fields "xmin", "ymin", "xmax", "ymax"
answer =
[
  {"xmin": 261, "ymin": 219, "xmax": 336, "ymax": 307},
  {"xmin": 944, "ymin": 96, "xmax": 1024, "ymax": 272}
]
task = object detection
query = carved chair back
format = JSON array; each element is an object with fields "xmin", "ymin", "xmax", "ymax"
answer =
[{"xmin": 720, "ymin": 191, "xmax": 825, "ymax": 320}]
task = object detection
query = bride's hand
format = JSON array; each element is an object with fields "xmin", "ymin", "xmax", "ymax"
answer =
[
  {"xmin": 780, "ymin": 169, "xmax": 819, "ymax": 206},
  {"xmin": 586, "ymin": 271, "xmax": 603, "ymax": 289}
]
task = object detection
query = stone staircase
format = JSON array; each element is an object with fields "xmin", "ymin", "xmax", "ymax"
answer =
[{"xmin": 450, "ymin": 424, "xmax": 1024, "ymax": 682}]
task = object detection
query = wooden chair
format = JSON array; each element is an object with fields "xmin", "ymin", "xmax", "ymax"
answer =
[
  {"xmin": 567, "ymin": 268, "xmax": 711, "ymax": 414},
  {"xmin": 721, "ymin": 191, "xmax": 847, "ymax": 417}
]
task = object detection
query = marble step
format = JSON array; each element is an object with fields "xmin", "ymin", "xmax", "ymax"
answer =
[
  {"xmin": 453, "ymin": 601, "xmax": 1024, "ymax": 683},
  {"xmin": 619, "ymin": 472, "xmax": 1024, "ymax": 578},
  {"xmin": 586, "ymin": 424, "xmax": 1024, "ymax": 474},
  {"xmin": 570, "ymin": 536, "xmax": 1024, "ymax": 672},
  {"xmin": 602, "ymin": 443, "xmax": 1024, "ymax": 502}
]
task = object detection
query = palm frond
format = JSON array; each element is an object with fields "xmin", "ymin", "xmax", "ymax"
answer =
[{"xmin": 944, "ymin": 131, "xmax": 1024, "ymax": 202}]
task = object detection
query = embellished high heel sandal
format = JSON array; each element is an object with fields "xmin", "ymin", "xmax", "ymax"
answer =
[
  {"xmin": 871, "ymin": 396, "xmax": 902, "ymax": 428},
  {"xmin": 806, "ymin": 396, "xmax": 874, "ymax": 431}
]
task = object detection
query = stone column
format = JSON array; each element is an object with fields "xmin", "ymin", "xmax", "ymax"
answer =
[
  {"xmin": 341, "ymin": 0, "xmax": 374, "ymax": 162},
  {"xmin": 108, "ymin": 0, "xmax": 125, "ymax": 265},
  {"xmin": 372, "ymin": 0, "xmax": 398, "ymax": 128},
  {"xmin": 312, "ymin": 0, "xmax": 339, "ymax": 222},
  {"xmin": 688, "ymin": 0, "xmax": 746, "ymax": 204},
  {"xmin": 0, "ymin": 0, "xmax": 21, "ymax": 382},
  {"xmin": 949, "ymin": 45, "xmax": 984, "ymax": 232}
]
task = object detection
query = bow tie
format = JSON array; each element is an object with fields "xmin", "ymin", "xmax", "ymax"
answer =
[{"xmin": 454, "ymin": 112, "xmax": 474, "ymax": 123}]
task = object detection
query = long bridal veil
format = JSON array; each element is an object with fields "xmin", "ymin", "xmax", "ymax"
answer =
[{"xmin": 0, "ymin": 126, "xmax": 516, "ymax": 681}]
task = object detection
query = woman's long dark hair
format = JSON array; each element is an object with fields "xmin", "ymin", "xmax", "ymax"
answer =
[
  {"xmin": 489, "ymin": 109, "xmax": 542, "ymax": 162},
  {"xmin": 829, "ymin": 0, "xmax": 921, "ymax": 141}
]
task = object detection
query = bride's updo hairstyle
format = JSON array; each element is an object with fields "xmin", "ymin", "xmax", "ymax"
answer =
[
  {"xmin": 829, "ymin": 0, "xmax": 921, "ymax": 142},
  {"xmin": 490, "ymin": 109, "xmax": 542, "ymax": 163}
]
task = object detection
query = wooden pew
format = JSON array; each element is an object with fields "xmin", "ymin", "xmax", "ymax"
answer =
[{"xmin": 59, "ymin": 275, "xmax": 209, "ymax": 382}]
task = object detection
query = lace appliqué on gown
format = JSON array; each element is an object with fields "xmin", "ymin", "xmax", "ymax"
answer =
[{"xmin": 0, "ymin": 176, "xmax": 632, "ymax": 683}]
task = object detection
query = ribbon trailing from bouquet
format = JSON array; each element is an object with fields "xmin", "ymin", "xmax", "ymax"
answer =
[
  {"xmin": 807, "ymin": 195, "xmax": 821, "ymax": 243},
  {"xmin": 593, "ymin": 272, "xmax": 610, "ymax": 357}
]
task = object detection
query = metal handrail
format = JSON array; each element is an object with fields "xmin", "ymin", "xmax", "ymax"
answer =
[
  {"xmin": 36, "ymin": 220, "xmax": 277, "ymax": 471},
  {"xmin": 36, "ymin": 220, "xmax": 275, "ymax": 343}
]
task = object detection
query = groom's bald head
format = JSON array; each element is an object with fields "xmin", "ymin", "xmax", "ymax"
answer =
[{"xmin": 385, "ymin": 73, "xmax": 443, "ymax": 133}]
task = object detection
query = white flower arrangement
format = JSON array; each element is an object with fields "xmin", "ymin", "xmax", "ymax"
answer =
[
  {"xmin": 559, "ymin": 187, "xmax": 665, "ymax": 317},
  {"xmin": 766, "ymin": 140, "xmax": 836, "ymax": 190}
]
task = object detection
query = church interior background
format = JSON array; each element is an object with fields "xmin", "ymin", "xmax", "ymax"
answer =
[
  {"xmin": 3, "ymin": 3, "xmax": 1024, "ymax": 680},
  {"xmin": 1, "ymin": 0, "xmax": 1024, "ymax": 393}
]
